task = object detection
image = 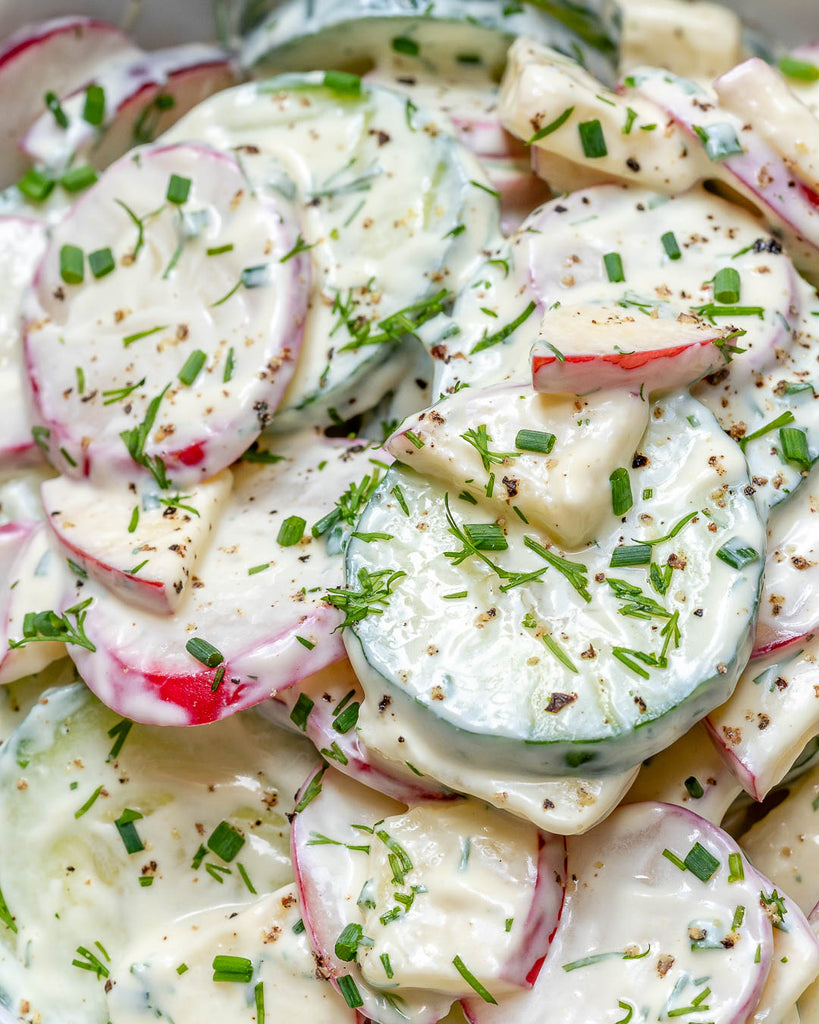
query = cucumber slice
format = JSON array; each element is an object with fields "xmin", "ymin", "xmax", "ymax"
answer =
[
  {"xmin": 345, "ymin": 389, "xmax": 764, "ymax": 776},
  {"xmin": 164, "ymin": 74, "xmax": 499, "ymax": 431},
  {"xmin": 0, "ymin": 682, "xmax": 319, "ymax": 1023},
  {"xmin": 238, "ymin": 0, "xmax": 619, "ymax": 86}
]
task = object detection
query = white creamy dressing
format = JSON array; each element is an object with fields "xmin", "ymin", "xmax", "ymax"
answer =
[{"xmin": 0, "ymin": 1, "xmax": 816, "ymax": 1022}]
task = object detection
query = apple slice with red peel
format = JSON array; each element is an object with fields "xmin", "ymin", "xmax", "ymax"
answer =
[
  {"xmin": 464, "ymin": 801, "xmax": 774, "ymax": 1024},
  {"xmin": 22, "ymin": 44, "xmax": 236, "ymax": 173},
  {"xmin": 60, "ymin": 435, "xmax": 385, "ymax": 726},
  {"xmin": 0, "ymin": 16, "xmax": 141, "ymax": 185},
  {"xmin": 531, "ymin": 304, "xmax": 733, "ymax": 395},
  {"xmin": 24, "ymin": 141, "xmax": 309, "ymax": 487},
  {"xmin": 753, "ymin": 471, "xmax": 819, "ymax": 658},
  {"xmin": 0, "ymin": 520, "xmax": 73, "ymax": 685},
  {"xmin": 0, "ymin": 216, "xmax": 46, "ymax": 468},
  {"xmin": 705, "ymin": 634, "xmax": 819, "ymax": 802},
  {"xmin": 272, "ymin": 658, "xmax": 453, "ymax": 803},
  {"xmin": 291, "ymin": 765, "xmax": 563, "ymax": 1023},
  {"xmin": 41, "ymin": 468, "xmax": 232, "ymax": 616}
]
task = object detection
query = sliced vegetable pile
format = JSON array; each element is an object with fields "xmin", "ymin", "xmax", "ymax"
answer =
[{"xmin": 0, "ymin": 0, "xmax": 818, "ymax": 1022}]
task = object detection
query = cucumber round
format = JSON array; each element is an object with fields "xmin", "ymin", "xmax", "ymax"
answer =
[
  {"xmin": 345, "ymin": 389, "xmax": 764, "ymax": 776},
  {"xmin": 0, "ymin": 682, "xmax": 318, "ymax": 1022},
  {"xmin": 164, "ymin": 73, "xmax": 499, "ymax": 432}
]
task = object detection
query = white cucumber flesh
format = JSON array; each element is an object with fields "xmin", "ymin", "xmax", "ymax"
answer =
[
  {"xmin": 41, "ymin": 468, "xmax": 233, "ymax": 615},
  {"xmin": 163, "ymin": 74, "xmax": 499, "ymax": 431},
  {"xmin": 463, "ymin": 801, "xmax": 775, "ymax": 1024},
  {"xmin": 24, "ymin": 141, "xmax": 309, "ymax": 486},
  {"xmin": 0, "ymin": 681, "xmax": 319, "ymax": 1023},
  {"xmin": 61, "ymin": 435, "xmax": 386, "ymax": 726},
  {"xmin": 348, "ymin": 389, "xmax": 764, "ymax": 776}
]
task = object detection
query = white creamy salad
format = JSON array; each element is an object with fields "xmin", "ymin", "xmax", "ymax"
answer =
[{"xmin": 1, "ymin": 1, "xmax": 819, "ymax": 1022}]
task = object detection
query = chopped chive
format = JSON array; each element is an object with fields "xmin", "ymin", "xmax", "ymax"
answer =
[
  {"xmin": 248, "ymin": 562, "xmax": 269, "ymax": 576},
  {"xmin": 663, "ymin": 848, "xmax": 687, "ymax": 871},
  {"xmin": 207, "ymin": 821, "xmax": 245, "ymax": 862},
  {"xmin": 693, "ymin": 122, "xmax": 743, "ymax": 161},
  {"xmin": 527, "ymin": 105, "xmax": 574, "ymax": 144},
  {"xmin": 609, "ymin": 544, "xmax": 651, "ymax": 567},
  {"xmin": 72, "ymin": 945, "xmax": 109, "ymax": 978},
  {"xmin": 392, "ymin": 34, "xmax": 419, "ymax": 55},
  {"xmin": 103, "ymin": 377, "xmax": 146, "ymax": 406},
  {"xmin": 755, "ymin": 944, "xmax": 761, "ymax": 963},
  {"xmin": 292, "ymin": 918, "xmax": 305, "ymax": 934},
  {"xmin": 716, "ymin": 537, "xmax": 760, "ymax": 570},
  {"xmin": 684, "ymin": 776, "xmax": 704, "ymax": 799},
  {"xmin": 777, "ymin": 56, "xmax": 819, "ymax": 81},
  {"xmin": 684, "ymin": 841, "xmax": 720, "ymax": 881},
  {"xmin": 107, "ymin": 718, "xmax": 133, "ymax": 761},
  {"xmin": 242, "ymin": 263, "xmax": 273, "ymax": 286},
  {"xmin": 452, "ymin": 956, "xmax": 498, "ymax": 1004},
  {"xmin": 661, "ymin": 231, "xmax": 681, "ymax": 260},
  {"xmin": 122, "ymin": 324, "xmax": 167, "ymax": 347},
  {"xmin": 74, "ymin": 784, "xmax": 104, "ymax": 819},
  {"xmin": 60, "ymin": 244, "xmax": 84, "ymax": 285},
  {"xmin": 185, "ymin": 637, "xmax": 224, "ymax": 668},
  {"xmin": 61, "ymin": 165, "xmax": 98, "ymax": 192},
  {"xmin": 138, "ymin": 875, "xmax": 154, "ymax": 887},
  {"xmin": 404, "ymin": 430, "xmax": 424, "ymax": 449},
  {"xmin": 322, "ymin": 70, "xmax": 361, "ymax": 95},
  {"xmin": 296, "ymin": 635, "xmax": 315, "ymax": 650},
  {"xmin": 739, "ymin": 411, "xmax": 796, "ymax": 450},
  {"xmin": 603, "ymin": 252, "xmax": 625, "ymax": 283},
  {"xmin": 335, "ymin": 922, "xmax": 366, "ymax": 962},
  {"xmin": 212, "ymin": 954, "xmax": 253, "ymax": 983},
  {"xmin": 237, "ymin": 861, "xmax": 256, "ymax": 894},
  {"xmin": 779, "ymin": 426, "xmax": 812, "ymax": 470},
  {"xmin": 333, "ymin": 702, "xmax": 360, "ymax": 734},
  {"xmin": 254, "ymin": 980, "xmax": 265, "ymax": 1020},
  {"xmin": 290, "ymin": 693, "xmax": 314, "ymax": 731},
  {"xmin": 381, "ymin": 952, "xmax": 394, "ymax": 979},
  {"xmin": 166, "ymin": 174, "xmax": 191, "ymax": 204},
  {"xmin": 211, "ymin": 665, "xmax": 225, "ymax": 691},
  {"xmin": 732, "ymin": 904, "xmax": 746, "ymax": 929},
  {"xmin": 223, "ymin": 346, "xmax": 235, "ymax": 383},
  {"xmin": 443, "ymin": 591, "xmax": 468, "ymax": 600},
  {"xmin": 205, "ymin": 862, "xmax": 231, "ymax": 882},
  {"xmin": 277, "ymin": 515, "xmax": 305, "ymax": 547},
  {"xmin": 485, "ymin": 473, "xmax": 495, "ymax": 498},
  {"xmin": 391, "ymin": 485, "xmax": 410, "ymax": 516},
  {"xmin": 45, "ymin": 90, "xmax": 69, "ymax": 128},
  {"xmin": 728, "ymin": 852, "xmax": 745, "ymax": 883},
  {"xmin": 207, "ymin": 243, "xmax": 234, "ymax": 256},
  {"xmin": 127, "ymin": 559, "xmax": 148, "ymax": 575},
  {"xmin": 515, "ymin": 429, "xmax": 556, "ymax": 454},
  {"xmin": 470, "ymin": 300, "xmax": 536, "ymax": 354},
  {"xmin": 82, "ymin": 83, "xmax": 105, "ymax": 126},
  {"xmin": 88, "ymin": 247, "xmax": 115, "ymax": 279},
  {"xmin": 609, "ymin": 467, "xmax": 633, "ymax": 516},
  {"xmin": 637, "ymin": 510, "xmax": 697, "ymax": 546},
  {"xmin": 642, "ymin": 488, "xmax": 653, "ymax": 500},
  {"xmin": 177, "ymin": 963, "xmax": 189, "ymax": 975},
  {"xmin": 458, "ymin": 490, "xmax": 478, "ymax": 505},
  {"xmin": 114, "ymin": 808, "xmax": 145, "ymax": 854},
  {"xmin": 338, "ymin": 974, "xmax": 364, "ymax": 1008},
  {"xmin": 295, "ymin": 767, "xmax": 325, "ymax": 813},
  {"xmin": 713, "ymin": 266, "xmax": 740, "ymax": 304},
  {"xmin": 0, "ymin": 885, "xmax": 16, "ymax": 934},
  {"xmin": 578, "ymin": 118, "xmax": 607, "ymax": 158},
  {"xmin": 464, "ymin": 523, "xmax": 507, "ymax": 551},
  {"xmin": 17, "ymin": 168, "xmax": 54, "ymax": 201},
  {"xmin": 177, "ymin": 349, "xmax": 207, "ymax": 386},
  {"xmin": 622, "ymin": 106, "xmax": 638, "ymax": 134}
]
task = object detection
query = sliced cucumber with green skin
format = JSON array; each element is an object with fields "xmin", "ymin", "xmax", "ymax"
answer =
[
  {"xmin": 163, "ymin": 74, "xmax": 499, "ymax": 432},
  {"xmin": 0, "ymin": 682, "xmax": 319, "ymax": 1024},
  {"xmin": 346, "ymin": 389, "xmax": 764, "ymax": 776},
  {"xmin": 238, "ymin": 0, "xmax": 619, "ymax": 86}
]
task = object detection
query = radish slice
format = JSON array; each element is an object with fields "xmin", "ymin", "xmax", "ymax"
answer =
[
  {"xmin": 706, "ymin": 634, "xmax": 819, "ymax": 802},
  {"xmin": 107, "ymin": 883, "xmax": 362, "ymax": 1024},
  {"xmin": 624, "ymin": 721, "xmax": 743, "ymax": 826},
  {"xmin": 754, "ymin": 468, "xmax": 819, "ymax": 657},
  {"xmin": 24, "ymin": 142, "xmax": 308, "ymax": 486},
  {"xmin": 531, "ymin": 304, "xmax": 733, "ymax": 395},
  {"xmin": 0, "ymin": 16, "xmax": 140, "ymax": 185},
  {"xmin": 272, "ymin": 658, "xmax": 453, "ymax": 803},
  {"xmin": 22, "ymin": 45, "xmax": 236, "ymax": 173},
  {"xmin": 498, "ymin": 40, "xmax": 710, "ymax": 195},
  {"xmin": 0, "ymin": 216, "xmax": 46, "ymax": 467},
  {"xmin": 41, "ymin": 468, "xmax": 233, "ymax": 615},
  {"xmin": 60, "ymin": 435, "xmax": 386, "ymax": 726},
  {"xmin": 0, "ymin": 520, "xmax": 71, "ymax": 685},
  {"xmin": 355, "ymin": 688, "xmax": 639, "ymax": 835},
  {"xmin": 750, "ymin": 885, "xmax": 819, "ymax": 1024},
  {"xmin": 624, "ymin": 67, "xmax": 819, "ymax": 282},
  {"xmin": 291, "ymin": 766, "xmax": 562, "ymax": 1021},
  {"xmin": 464, "ymin": 802, "xmax": 774, "ymax": 1024}
]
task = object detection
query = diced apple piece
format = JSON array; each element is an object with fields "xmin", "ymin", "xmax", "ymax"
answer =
[
  {"xmin": 532, "ymin": 304, "xmax": 732, "ymax": 395},
  {"xmin": 0, "ymin": 15, "xmax": 140, "ymax": 185},
  {"xmin": 386, "ymin": 381, "xmax": 648, "ymax": 549},
  {"xmin": 499, "ymin": 39, "xmax": 710, "ymax": 195},
  {"xmin": 22, "ymin": 44, "xmax": 236, "ymax": 173},
  {"xmin": 706, "ymin": 634, "xmax": 819, "ymax": 801},
  {"xmin": 0, "ymin": 216, "xmax": 46, "ymax": 467},
  {"xmin": 24, "ymin": 142, "xmax": 309, "ymax": 486},
  {"xmin": 41, "ymin": 469, "xmax": 232, "ymax": 615}
]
